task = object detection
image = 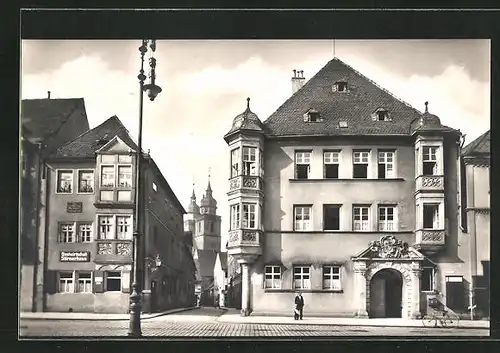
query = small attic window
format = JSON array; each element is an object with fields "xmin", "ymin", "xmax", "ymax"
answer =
[
  {"xmin": 303, "ymin": 109, "xmax": 323, "ymax": 123},
  {"xmin": 372, "ymin": 108, "xmax": 391, "ymax": 122},
  {"xmin": 333, "ymin": 81, "xmax": 348, "ymax": 93},
  {"xmin": 339, "ymin": 121, "xmax": 348, "ymax": 128}
]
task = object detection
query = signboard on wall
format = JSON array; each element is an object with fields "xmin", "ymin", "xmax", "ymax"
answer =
[
  {"xmin": 60, "ymin": 251, "xmax": 90, "ymax": 262},
  {"xmin": 67, "ymin": 202, "xmax": 83, "ymax": 213}
]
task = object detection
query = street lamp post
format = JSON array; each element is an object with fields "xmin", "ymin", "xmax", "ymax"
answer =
[{"xmin": 128, "ymin": 39, "xmax": 162, "ymax": 337}]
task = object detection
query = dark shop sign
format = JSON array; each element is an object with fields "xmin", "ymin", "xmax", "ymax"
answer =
[
  {"xmin": 60, "ymin": 251, "xmax": 90, "ymax": 262},
  {"xmin": 67, "ymin": 202, "xmax": 83, "ymax": 213}
]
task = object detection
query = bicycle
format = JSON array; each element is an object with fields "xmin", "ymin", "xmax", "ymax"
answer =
[{"xmin": 422, "ymin": 308, "xmax": 460, "ymax": 328}]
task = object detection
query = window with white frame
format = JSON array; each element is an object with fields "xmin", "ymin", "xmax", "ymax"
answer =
[
  {"xmin": 98, "ymin": 215, "xmax": 114, "ymax": 239},
  {"xmin": 242, "ymin": 203, "xmax": 256, "ymax": 229},
  {"xmin": 264, "ymin": 265, "xmax": 281, "ymax": 289},
  {"xmin": 118, "ymin": 166, "xmax": 132, "ymax": 187},
  {"xmin": 78, "ymin": 170, "xmax": 94, "ymax": 193},
  {"xmin": 378, "ymin": 151, "xmax": 395, "ymax": 179},
  {"xmin": 58, "ymin": 272, "xmax": 74, "ymax": 293},
  {"xmin": 116, "ymin": 216, "xmax": 132, "ymax": 240},
  {"xmin": 59, "ymin": 223, "xmax": 75, "ymax": 243},
  {"xmin": 231, "ymin": 147, "xmax": 241, "ymax": 178},
  {"xmin": 353, "ymin": 151, "xmax": 369, "ymax": 179},
  {"xmin": 293, "ymin": 266, "xmax": 311, "ymax": 289},
  {"xmin": 378, "ymin": 206, "xmax": 395, "ymax": 231},
  {"xmin": 353, "ymin": 206, "xmax": 370, "ymax": 231},
  {"xmin": 56, "ymin": 170, "xmax": 73, "ymax": 193},
  {"xmin": 230, "ymin": 204, "xmax": 240, "ymax": 230},
  {"xmin": 294, "ymin": 205, "xmax": 311, "ymax": 231},
  {"xmin": 78, "ymin": 223, "xmax": 93, "ymax": 242},
  {"xmin": 324, "ymin": 151, "xmax": 339, "ymax": 179},
  {"xmin": 422, "ymin": 146, "xmax": 438, "ymax": 175},
  {"xmin": 77, "ymin": 272, "xmax": 92, "ymax": 293},
  {"xmin": 421, "ymin": 267, "xmax": 435, "ymax": 292},
  {"xmin": 242, "ymin": 147, "xmax": 257, "ymax": 176},
  {"xmin": 295, "ymin": 151, "xmax": 311, "ymax": 179},
  {"xmin": 423, "ymin": 204, "xmax": 440, "ymax": 229},
  {"xmin": 323, "ymin": 265, "xmax": 341, "ymax": 290},
  {"xmin": 105, "ymin": 271, "xmax": 121, "ymax": 291},
  {"xmin": 100, "ymin": 166, "xmax": 115, "ymax": 187}
]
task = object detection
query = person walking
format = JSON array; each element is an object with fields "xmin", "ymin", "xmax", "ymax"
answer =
[{"xmin": 294, "ymin": 292, "xmax": 305, "ymax": 320}]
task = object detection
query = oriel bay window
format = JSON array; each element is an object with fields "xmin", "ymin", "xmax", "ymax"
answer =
[
  {"xmin": 324, "ymin": 151, "xmax": 339, "ymax": 179},
  {"xmin": 97, "ymin": 215, "xmax": 133, "ymax": 240},
  {"xmin": 378, "ymin": 151, "xmax": 395, "ymax": 179},
  {"xmin": 353, "ymin": 151, "xmax": 369, "ymax": 178},
  {"xmin": 323, "ymin": 204, "xmax": 340, "ymax": 231},
  {"xmin": 293, "ymin": 266, "xmax": 311, "ymax": 289},
  {"xmin": 230, "ymin": 204, "xmax": 240, "ymax": 230},
  {"xmin": 423, "ymin": 204, "xmax": 440, "ymax": 229},
  {"xmin": 100, "ymin": 165, "xmax": 115, "ymax": 187},
  {"xmin": 323, "ymin": 265, "xmax": 341, "ymax": 290},
  {"xmin": 294, "ymin": 205, "xmax": 312, "ymax": 231},
  {"xmin": 295, "ymin": 151, "xmax": 311, "ymax": 179},
  {"xmin": 422, "ymin": 146, "xmax": 439, "ymax": 175},
  {"xmin": 242, "ymin": 146, "xmax": 257, "ymax": 176},
  {"xmin": 116, "ymin": 216, "xmax": 132, "ymax": 239},
  {"xmin": 378, "ymin": 205, "xmax": 396, "ymax": 231},
  {"xmin": 353, "ymin": 205, "xmax": 370, "ymax": 231},
  {"xmin": 229, "ymin": 203, "xmax": 257, "ymax": 229},
  {"xmin": 231, "ymin": 147, "xmax": 241, "ymax": 177},
  {"xmin": 56, "ymin": 170, "xmax": 73, "ymax": 193},
  {"xmin": 118, "ymin": 165, "xmax": 132, "ymax": 187},
  {"xmin": 78, "ymin": 170, "xmax": 94, "ymax": 193},
  {"xmin": 242, "ymin": 203, "xmax": 256, "ymax": 229},
  {"xmin": 264, "ymin": 265, "xmax": 281, "ymax": 289}
]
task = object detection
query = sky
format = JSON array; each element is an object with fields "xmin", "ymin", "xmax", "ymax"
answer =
[{"xmin": 21, "ymin": 39, "xmax": 491, "ymax": 251}]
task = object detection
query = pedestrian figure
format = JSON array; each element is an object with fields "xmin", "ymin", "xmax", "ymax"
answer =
[{"xmin": 294, "ymin": 292, "xmax": 304, "ymax": 320}]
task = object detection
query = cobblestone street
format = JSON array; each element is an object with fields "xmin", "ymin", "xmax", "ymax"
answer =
[{"xmin": 19, "ymin": 308, "xmax": 489, "ymax": 337}]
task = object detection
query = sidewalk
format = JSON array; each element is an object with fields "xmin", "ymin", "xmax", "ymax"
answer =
[
  {"xmin": 20, "ymin": 306, "xmax": 197, "ymax": 321},
  {"xmin": 217, "ymin": 309, "xmax": 490, "ymax": 329}
]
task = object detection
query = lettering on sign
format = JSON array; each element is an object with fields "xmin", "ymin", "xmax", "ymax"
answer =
[
  {"xmin": 95, "ymin": 277, "xmax": 103, "ymax": 284},
  {"xmin": 60, "ymin": 251, "xmax": 90, "ymax": 262},
  {"xmin": 67, "ymin": 202, "xmax": 83, "ymax": 213}
]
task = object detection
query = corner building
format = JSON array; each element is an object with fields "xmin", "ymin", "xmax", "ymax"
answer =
[{"xmin": 224, "ymin": 58, "xmax": 466, "ymax": 319}]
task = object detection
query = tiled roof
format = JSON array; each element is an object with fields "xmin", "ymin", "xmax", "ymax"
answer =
[
  {"xmin": 197, "ymin": 250, "xmax": 217, "ymax": 277},
  {"xmin": 462, "ymin": 130, "xmax": 490, "ymax": 156},
  {"xmin": 21, "ymin": 98, "xmax": 89, "ymax": 151},
  {"xmin": 224, "ymin": 98, "xmax": 264, "ymax": 141},
  {"xmin": 50, "ymin": 115, "xmax": 138, "ymax": 159},
  {"xmin": 264, "ymin": 58, "xmax": 443, "ymax": 137}
]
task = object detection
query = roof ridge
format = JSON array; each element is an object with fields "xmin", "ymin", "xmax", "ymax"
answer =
[{"xmin": 463, "ymin": 129, "xmax": 490, "ymax": 155}]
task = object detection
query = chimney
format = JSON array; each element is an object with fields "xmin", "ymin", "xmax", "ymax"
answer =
[
  {"xmin": 291, "ymin": 69, "xmax": 305, "ymax": 94},
  {"xmin": 47, "ymin": 91, "xmax": 51, "ymax": 99}
]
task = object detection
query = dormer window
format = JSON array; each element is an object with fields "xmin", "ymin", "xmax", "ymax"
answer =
[
  {"xmin": 303, "ymin": 109, "xmax": 322, "ymax": 123},
  {"xmin": 372, "ymin": 108, "xmax": 391, "ymax": 121},
  {"xmin": 333, "ymin": 81, "xmax": 348, "ymax": 93}
]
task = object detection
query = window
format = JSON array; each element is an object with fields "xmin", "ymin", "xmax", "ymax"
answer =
[
  {"xmin": 198, "ymin": 221, "xmax": 202, "ymax": 233},
  {"xmin": 294, "ymin": 206, "xmax": 311, "ymax": 231},
  {"xmin": 293, "ymin": 266, "xmax": 311, "ymax": 289},
  {"xmin": 230, "ymin": 204, "xmax": 240, "ymax": 230},
  {"xmin": 295, "ymin": 151, "xmax": 311, "ymax": 179},
  {"xmin": 378, "ymin": 206, "xmax": 395, "ymax": 231},
  {"xmin": 333, "ymin": 81, "xmax": 347, "ymax": 92},
  {"xmin": 209, "ymin": 221, "xmax": 214, "ymax": 233},
  {"xmin": 98, "ymin": 215, "xmax": 114, "ymax": 239},
  {"xmin": 101, "ymin": 166, "xmax": 115, "ymax": 187},
  {"xmin": 116, "ymin": 216, "xmax": 132, "ymax": 240},
  {"xmin": 353, "ymin": 151, "xmax": 369, "ymax": 178},
  {"xmin": 376, "ymin": 109, "xmax": 389, "ymax": 121},
  {"xmin": 324, "ymin": 151, "xmax": 339, "ymax": 179},
  {"xmin": 304, "ymin": 109, "xmax": 322, "ymax": 122},
  {"xmin": 77, "ymin": 272, "xmax": 92, "ymax": 293},
  {"xmin": 106, "ymin": 271, "xmax": 121, "ymax": 291},
  {"xmin": 353, "ymin": 206, "xmax": 370, "ymax": 231},
  {"xmin": 58, "ymin": 272, "xmax": 74, "ymax": 293},
  {"xmin": 421, "ymin": 267, "xmax": 435, "ymax": 292},
  {"xmin": 118, "ymin": 166, "xmax": 132, "ymax": 187},
  {"xmin": 56, "ymin": 170, "xmax": 73, "ymax": 193},
  {"xmin": 323, "ymin": 205, "xmax": 340, "ymax": 231},
  {"xmin": 118, "ymin": 154, "xmax": 132, "ymax": 163},
  {"xmin": 231, "ymin": 147, "xmax": 241, "ymax": 178},
  {"xmin": 79, "ymin": 223, "xmax": 92, "ymax": 242},
  {"xmin": 265, "ymin": 265, "xmax": 281, "ymax": 289},
  {"xmin": 78, "ymin": 170, "xmax": 94, "ymax": 193},
  {"xmin": 59, "ymin": 223, "xmax": 75, "ymax": 243},
  {"xmin": 323, "ymin": 265, "xmax": 341, "ymax": 290},
  {"xmin": 242, "ymin": 203, "xmax": 256, "ymax": 229},
  {"xmin": 423, "ymin": 204, "xmax": 440, "ymax": 229},
  {"xmin": 422, "ymin": 146, "xmax": 438, "ymax": 175},
  {"xmin": 242, "ymin": 147, "xmax": 257, "ymax": 176},
  {"xmin": 378, "ymin": 151, "xmax": 395, "ymax": 179}
]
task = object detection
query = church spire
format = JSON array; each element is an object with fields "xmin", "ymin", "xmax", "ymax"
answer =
[
  {"xmin": 191, "ymin": 177, "xmax": 196, "ymax": 201},
  {"xmin": 206, "ymin": 167, "xmax": 212, "ymax": 194}
]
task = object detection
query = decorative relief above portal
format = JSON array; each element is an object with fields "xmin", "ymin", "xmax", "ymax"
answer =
[{"xmin": 368, "ymin": 235, "xmax": 412, "ymax": 259}]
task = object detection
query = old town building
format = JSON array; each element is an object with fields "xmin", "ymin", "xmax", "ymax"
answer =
[
  {"xmin": 184, "ymin": 179, "xmax": 222, "ymax": 306},
  {"xmin": 20, "ymin": 96, "xmax": 90, "ymax": 312},
  {"xmin": 459, "ymin": 130, "xmax": 490, "ymax": 319},
  {"xmin": 223, "ymin": 58, "xmax": 470, "ymax": 319},
  {"xmin": 27, "ymin": 115, "xmax": 195, "ymax": 313}
]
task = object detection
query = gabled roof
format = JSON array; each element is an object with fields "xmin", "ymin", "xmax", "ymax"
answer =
[
  {"xmin": 50, "ymin": 115, "xmax": 138, "ymax": 159},
  {"xmin": 263, "ymin": 58, "xmax": 432, "ymax": 137},
  {"xmin": 21, "ymin": 98, "xmax": 89, "ymax": 151},
  {"xmin": 462, "ymin": 130, "xmax": 490, "ymax": 156},
  {"xmin": 197, "ymin": 250, "xmax": 217, "ymax": 277}
]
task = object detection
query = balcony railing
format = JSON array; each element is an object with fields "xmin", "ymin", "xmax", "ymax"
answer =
[
  {"xmin": 414, "ymin": 229, "xmax": 445, "ymax": 254},
  {"xmin": 415, "ymin": 175, "xmax": 444, "ymax": 192},
  {"xmin": 229, "ymin": 175, "xmax": 263, "ymax": 192},
  {"xmin": 95, "ymin": 239, "xmax": 133, "ymax": 262},
  {"xmin": 227, "ymin": 229, "xmax": 262, "ymax": 247}
]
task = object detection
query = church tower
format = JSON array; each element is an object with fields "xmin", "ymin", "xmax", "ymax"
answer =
[
  {"xmin": 184, "ymin": 182, "xmax": 200, "ymax": 236},
  {"xmin": 194, "ymin": 172, "xmax": 222, "ymax": 251}
]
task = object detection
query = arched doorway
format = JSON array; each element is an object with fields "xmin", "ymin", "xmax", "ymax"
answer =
[{"xmin": 369, "ymin": 268, "xmax": 403, "ymax": 318}]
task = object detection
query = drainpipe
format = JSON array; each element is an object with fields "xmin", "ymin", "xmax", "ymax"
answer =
[
  {"xmin": 32, "ymin": 142, "xmax": 43, "ymax": 311},
  {"xmin": 466, "ymin": 160, "xmax": 476, "ymax": 321}
]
